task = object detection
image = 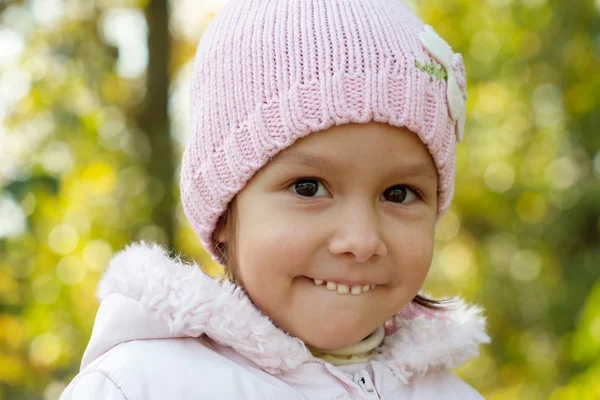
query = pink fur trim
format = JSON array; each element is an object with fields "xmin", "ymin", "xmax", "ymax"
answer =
[{"xmin": 97, "ymin": 242, "xmax": 490, "ymax": 377}]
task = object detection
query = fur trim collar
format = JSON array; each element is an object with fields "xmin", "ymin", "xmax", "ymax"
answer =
[{"xmin": 97, "ymin": 242, "xmax": 490, "ymax": 381}]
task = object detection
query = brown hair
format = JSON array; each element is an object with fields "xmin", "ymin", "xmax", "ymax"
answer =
[{"xmin": 213, "ymin": 197, "xmax": 447, "ymax": 310}]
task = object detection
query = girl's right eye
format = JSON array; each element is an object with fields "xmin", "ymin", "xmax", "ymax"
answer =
[{"xmin": 289, "ymin": 178, "xmax": 329, "ymax": 198}]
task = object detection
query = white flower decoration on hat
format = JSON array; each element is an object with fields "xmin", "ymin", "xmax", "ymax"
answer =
[{"xmin": 419, "ymin": 25, "xmax": 467, "ymax": 142}]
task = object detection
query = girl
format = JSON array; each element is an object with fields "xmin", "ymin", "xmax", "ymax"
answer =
[{"xmin": 61, "ymin": 0, "xmax": 490, "ymax": 398}]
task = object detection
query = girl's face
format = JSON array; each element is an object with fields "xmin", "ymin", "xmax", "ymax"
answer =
[{"xmin": 227, "ymin": 122, "xmax": 438, "ymax": 350}]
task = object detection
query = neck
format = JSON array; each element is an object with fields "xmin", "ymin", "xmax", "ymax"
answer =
[{"xmin": 307, "ymin": 326, "xmax": 386, "ymax": 366}]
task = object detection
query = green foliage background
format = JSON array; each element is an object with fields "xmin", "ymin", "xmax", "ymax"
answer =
[{"xmin": 0, "ymin": 0, "xmax": 598, "ymax": 398}]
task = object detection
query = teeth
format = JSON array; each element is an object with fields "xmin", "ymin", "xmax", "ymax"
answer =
[
  {"xmin": 337, "ymin": 284, "xmax": 349, "ymax": 294},
  {"xmin": 315, "ymin": 278, "xmax": 376, "ymax": 295}
]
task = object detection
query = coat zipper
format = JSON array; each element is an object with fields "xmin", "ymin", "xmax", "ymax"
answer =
[
  {"xmin": 311, "ymin": 359, "xmax": 380, "ymax": 399},
  {"xmin": 356, "ymin": 370, "xmax": 377, "ymax": 397}
]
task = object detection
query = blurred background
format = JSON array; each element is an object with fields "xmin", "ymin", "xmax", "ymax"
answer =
[{"xmin": 0, "ymin": 0, "xmax": 598, "ymax": 398}]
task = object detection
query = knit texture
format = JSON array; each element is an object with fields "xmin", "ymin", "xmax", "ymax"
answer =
[{"xmin": 180, "ymin": 0, "xmax": 468, "ymax": 259}]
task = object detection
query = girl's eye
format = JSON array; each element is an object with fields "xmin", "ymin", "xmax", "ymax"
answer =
[
  {"xmin": 381, "ymin": 185, "xmax": 419, "ymax": 204},
  {"xmin": 289, "ymin": 178, "xmax": 329, "ymax": 197},
  {"xmin": 289, "ymin": 180, "xmax": 420, "ymax": 203}
]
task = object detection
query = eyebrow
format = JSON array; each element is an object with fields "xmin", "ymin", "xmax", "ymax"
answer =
[{"xmin": 270, "ymin": 151, "xmax": 438, "ymax": 182}]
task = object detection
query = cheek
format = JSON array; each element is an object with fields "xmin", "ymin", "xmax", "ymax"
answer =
[
  {"xmin": 235, "ymin": 204, "xmax": 318, "ymax": 281},
  {"xmin": 234, "ymin": 207, "xmax": 319, "ymax": 319},
  {"xmin": 418, "ymin": 242, "xmax": 434, "ymax": 281},
  {"xmin": 414, "ymin": 243, "xmax": 434, "ymax": 280},
  {"xmin": 391, "ymin": 226, "xmax": 435, "ymax": 282}
]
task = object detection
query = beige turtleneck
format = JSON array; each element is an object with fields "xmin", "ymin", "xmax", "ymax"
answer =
[{"xmin": 307, "ymin": 326, "xmax": 385, "ymax": 366}]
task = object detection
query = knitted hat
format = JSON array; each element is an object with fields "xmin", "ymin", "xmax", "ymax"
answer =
[{"xmin": 181, "ymin": 0, "xmax": 468, "ymax": 260}]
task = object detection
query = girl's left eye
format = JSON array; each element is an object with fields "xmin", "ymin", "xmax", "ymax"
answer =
[{"xmin": 381, "ymin": 185, "xmax": 420, "ymax": 204}]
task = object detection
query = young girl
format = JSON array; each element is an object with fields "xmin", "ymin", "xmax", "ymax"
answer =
[{"xmin": 61, "ymin": 0, "xmax": 490, "ymax": 398}]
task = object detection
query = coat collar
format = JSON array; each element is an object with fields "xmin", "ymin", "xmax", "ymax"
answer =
[{"xmin": 96, "ymin": 241, "xmax": 490, "ymax": 382}]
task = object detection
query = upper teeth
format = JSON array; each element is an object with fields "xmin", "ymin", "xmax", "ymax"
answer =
[{"xmin": 313, "ymin": 278, "xmax": 376, "ymax": 295}]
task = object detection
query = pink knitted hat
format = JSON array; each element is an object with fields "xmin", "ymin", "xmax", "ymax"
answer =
[{"xmin": 181, "ymin": 0, "xmax": 468, "ymax": 260}]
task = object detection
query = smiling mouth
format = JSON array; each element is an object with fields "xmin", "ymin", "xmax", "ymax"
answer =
[{"xmin": 305, "ymin": 277, "xmax": 376, "ymax": 295}]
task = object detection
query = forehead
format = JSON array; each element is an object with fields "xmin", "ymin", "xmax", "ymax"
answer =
[{"xmin": 268, "ymin": 122, "xmax": 437, "ymax": 180}]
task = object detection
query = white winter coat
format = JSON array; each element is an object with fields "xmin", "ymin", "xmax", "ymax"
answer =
[{"xmin": 61, "ymin": 242, "xmax": 490, "ymax": 399}]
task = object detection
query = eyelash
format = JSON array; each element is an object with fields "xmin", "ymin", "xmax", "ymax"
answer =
[{"xmin": 288, "ymin": 177, "xmax": 424, "ymax": 202}]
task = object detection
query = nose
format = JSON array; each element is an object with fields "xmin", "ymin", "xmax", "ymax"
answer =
[{"xmin": 328, "ymin": 202, "xmax": 388, "ymax": 263}]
